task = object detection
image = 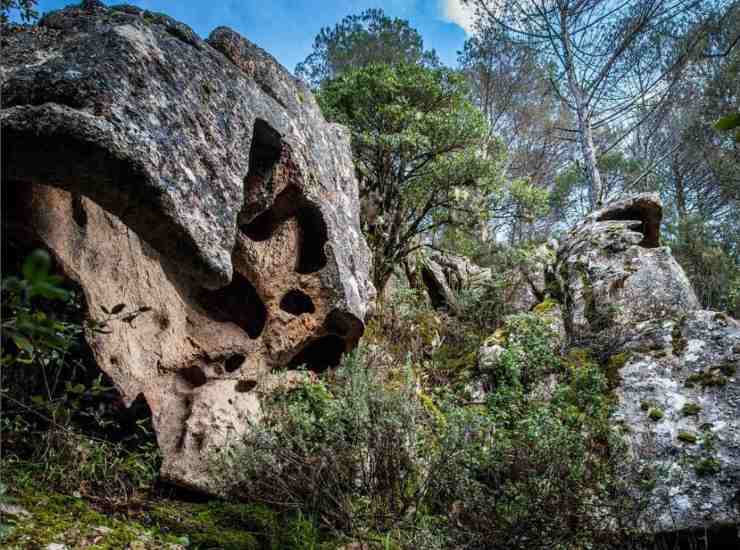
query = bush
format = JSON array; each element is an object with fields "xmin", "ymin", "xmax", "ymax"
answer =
[
  {"xmin": 215, "ymin": 350, "xmax": 430, "ymax": 536},
  {"xmin": 215, "ymin": 315, "xmax": 656, "ymax": 549},
  {"xmin": 1, "ymin": 250, "xmax": 160, "ymax": 503}
]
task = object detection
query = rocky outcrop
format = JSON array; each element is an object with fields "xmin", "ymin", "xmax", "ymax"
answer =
[
  {"xmin": 555, "ymin": 193, "xmax": 699, "ymax": 340},
  {"xmin": 1, "ymin": 2, "xmax": 373, "ymax": 492},
  {"xmin": 613, "ymin": 310, "xmax": 740, "ymax": 533},
  {"xmin": 481, "ymin": 193, "xmax": 738, "ymax": 535},
  {"xmin": 417, "ymin": 244, "xmax": 554, "ymax": 314}
]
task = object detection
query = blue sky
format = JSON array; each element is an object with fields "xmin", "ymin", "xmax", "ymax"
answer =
[{"xmin": 27, "ymin": 1, "xmax": 474, "ymax": 72}]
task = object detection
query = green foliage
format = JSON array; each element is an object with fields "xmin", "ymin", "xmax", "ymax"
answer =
[
  {"xmin": 648, "ymin": 408, "xmax": 665, "ymax": 421},
  {"xmin": 319, "ymin": 61, "xmax": 503, "ymax": 291},
  {"xmin": 295, "ymin": 8, "xmax": 438, "ymax": 88},
  {"xmin": 714, "ymin": 111, "xmax": 740, "ymax": 141},
  {"xmin": 1, "ymin": 250, "xmax": 159, "ymax": 503},
  {"xmin": 681, "ymin": 403, "xmax": 702, "ymax": 416},
  {"xmin": 215, "ymin": 310, "xmax": 654, "ymax": 548},
  {"xmin": 694, "ymin": 457, "xmax": 721, "ymax": 477},
  {"xmin": 677, "ymin": 431, "xmax": 698, "ymax": 444},
  {"xmin": 215, "ymin": 349, "xmax": 428, "ymax": 535},
  {"xmin": 666, "ymin": 215, "xmax": 739, "ymax": 313}
]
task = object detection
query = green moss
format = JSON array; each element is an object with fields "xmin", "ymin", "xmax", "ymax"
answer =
[
  {"xmin": 718, "ymin": 362, "xmax": 737, "ymax": 377},
  {"xmin": 671, "ymin": 318, "xmax": 687, "ymax": 356},
  {"xmin": 648, "ymin": 407, "xmax": 664, "ymax": 421},
  {"xmin": 685, "ymin": 368, "xmax": 728, "ymax": 388},
  {"xmin": 681, "ymin": 403, "xmax": 702, "ymax": 416},
  {"xmin": 533, "ymin": 298, "xmax": 559, "ymax": 315},
  {"xmin": 694, "ymin": 457, "xmax": 721, "ymax": 477},
  {"xmin": 605, "ymin": 352, "xmax": 630, "ymax": 388},
  {"xmin": 0, "ymin": 490, "xmax": 184, "ymax": 550},
  {"xmin": 640, "ymin": 400, "xmax": 652, "ymax": 411},
  {"xmin": 677, "ymin": 431, "xmax": 697, "ymax": 444}
]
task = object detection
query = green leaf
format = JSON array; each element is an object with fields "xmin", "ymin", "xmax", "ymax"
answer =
[
  {"xmin": 714, "ymin": 112, "xmax": 740, "ymax": 131},
  {"xmin": 11, "ymin": 335, "xmax": 33, "ymax": 353}
]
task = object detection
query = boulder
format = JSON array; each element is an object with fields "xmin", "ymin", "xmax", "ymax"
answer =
[
  {"xmin": 1, "ymin": 3, "xmax": 373, "ymax": 492},
  {"xmin": 555, "ymin": 193, "xmax": 699, "ymax": 340},
  {"xmin": 613, "ymin": 311, "xmax": 740, "ymax": 533},
  {"xmin": 416, "ymin": 245, "xmax": 554, "ymax": 315}
]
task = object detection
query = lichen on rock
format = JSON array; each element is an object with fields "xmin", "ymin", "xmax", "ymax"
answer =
[{"xmin": 1, "ymin": 2, "xmax": 373, "ymax": 492}]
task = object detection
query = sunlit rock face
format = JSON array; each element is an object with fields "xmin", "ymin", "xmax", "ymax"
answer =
[
  {"xmin": 1, "ymin": 1, "xmax": 373, "ymax": 491},
  {"xmin": 613, "ymin": 311, "xmax": 740, "ymax": 534}
]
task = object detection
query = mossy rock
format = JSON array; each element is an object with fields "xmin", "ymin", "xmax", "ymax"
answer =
[
  {"xmin": 681, "ymin": 403, "xmax": 702, "ymax": 416},
  {"xmin": 677, "ymin": 431, "xmax": 698, "ymax": 444},
  {"xmin": 694, "ymin": 457, "xmax": 721, "ymax": 477},
  {"xmin": 685, "ymin": 368, "xmax": 728, "ymax": 389},
  {"xmin": 648, "ymin": 407, "xmax": 664, "ymax": 421},
  {"xmin": 533, "ymin": 298, "xmax": 559, "ymax": 316},
  {"xmin": 605, "ymin": 352, "xmax": 630, "ymax": 388}
]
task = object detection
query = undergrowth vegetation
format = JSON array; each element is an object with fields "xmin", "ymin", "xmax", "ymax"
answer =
[{"xmin": 212, "ymin": 283, "xmax": 659, "ymax": 549}]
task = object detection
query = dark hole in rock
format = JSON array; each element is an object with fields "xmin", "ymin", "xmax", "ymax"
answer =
[
  {"xmin": 72, "ymin": 193, "xmax": 87, "ymax": 229},
  {"xmin": 240, "ymin": 207, "xmax": 277, "ymax": 241},
  {"xmin": 280, "ymin": 289, "xmax": 315, "ymax": 316},
  {"xmin": 295, "ymin": 204, "xmax": 328, "ymax": 274},
  {"xmin": 224, "ymin": 353, "xmax": 246, "ymax": 373},
  {"xmin": 240, "ymin": 184, "xmax": 328, "ymax": 274},
  {"xmin": 235, "ymin": 380, "xmax": 258, "ymax": 393},
  {"xmin": 180, "ymin": 365, "xmax": 207, "ymax": 388},
  {"xmin": 288, "ymin": 335, "xmax": 346, "ymax": 372},
  {"xmin": 247, "ymin": 119, "xmax": 282, "ymax": 184},
  {"xmin": 596, "ymin": 204, "xmax": 660, "ymax": 248},
  {"xmin": 421, "ymin": 266, "xmax": 448, "ymax": 310},
  {"xmin": 324, "ymin": 309, "xmax": 364, "ymax": 341},
  {"xmin": 240, "ymin": 185, "xmax": 299, "ymax": 241},
  {"xmin": 197, "ymin": 273, "xmax": 267, "ymax": 339}
]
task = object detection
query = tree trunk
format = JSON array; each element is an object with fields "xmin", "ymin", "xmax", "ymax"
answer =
[{"xmin": 577, "ymin": 113, "xmax": 604, "ymax": 208}]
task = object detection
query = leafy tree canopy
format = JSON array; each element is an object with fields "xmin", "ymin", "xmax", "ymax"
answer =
[
  {"xmin": 295, "ymin": 8, "xmax": 439, "ymax": 88},
  {"xmin": 318, "ymin": 62, "xmax": 503, "ymax": 291}
]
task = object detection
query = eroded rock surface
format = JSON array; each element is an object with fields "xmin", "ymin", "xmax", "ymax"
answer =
[
  {"xmin": 1, "ymin": 2, "xmax": 373, "ymax": 491},
  {"xmin": 481, "ymin": 194, "xmax": 738, "ymax": 535},
  {"xmin": 613, "ymin": 311, "xmax": 740, "ymax": 533},
  {"xmin": 555, "ymin": 193, "xmax": 699, "ymax": 340}
]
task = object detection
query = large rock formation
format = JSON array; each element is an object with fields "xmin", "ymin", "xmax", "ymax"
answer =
[
  {"xmin": 416, "ymin": 244, "xmax": 554, "ymax": 314},
  {"xmin": 481, "ymin": 193, "xmax": 739, "ymax": 536},
  {"xmin": 1, "ymin": 1, "xmax": 373, "ymax": 491},
  {"xmin": 556, "ymin": 193, "xmax": 738, "ymax": 534},
  {"xmin": 555, "ymin": 193, "xmax": 699, "ymax": 340}
]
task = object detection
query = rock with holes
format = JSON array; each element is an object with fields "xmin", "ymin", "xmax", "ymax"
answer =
[
  {"xmin": 611, "ymin": 310, "xmax": 740, "ymax": 534},
  {"xmin": 1, "ymin": 2, "xmax": 373, "ymax": 492},
  {"xmin": 555, "ymin": 193, "xmax": 699, "ymax": 340}
]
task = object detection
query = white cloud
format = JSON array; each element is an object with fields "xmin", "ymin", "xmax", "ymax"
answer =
[{"xmin": 441, "ymin": 0, "xmax": 476, "ymax": 34}]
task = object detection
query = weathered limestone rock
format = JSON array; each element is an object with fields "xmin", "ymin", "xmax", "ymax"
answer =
[
  {"xmin": 417, "ymin": 244, "xmax": 554, "ymax": 314},
  {"xmin": 613, "ymin": 311, "xmax": 740, "ymax": 532},
  {"xmin": 480, "ymin": 194, "xmax": 738, "ymax": 535},
  {"xmin": 1, "ymin": 2, "xmax": 373, "ymax": 491},
  {"xmin": 555, "ymin": 193, "xmax": 699, "ymax": 339},
  {"xmin": 417, "ymin": 250, "xmax": 491, "ymax": 312}
]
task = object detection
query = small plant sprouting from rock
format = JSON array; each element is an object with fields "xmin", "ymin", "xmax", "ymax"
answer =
[
  {"xmin": 681, "ymin": 403, "xmax": 701, "ymax": 416},
  {"xmin": 648, "ymin": 407, "xmax": 664, "ymax": 421},
  {"xmin": 677, "ymin": 431, "xmax": 697, "ymax": 444}
]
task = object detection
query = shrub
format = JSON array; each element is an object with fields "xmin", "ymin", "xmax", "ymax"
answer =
[{"xmin": 215, "ymin": 349, "xmax": 429, "ymax": 535}]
